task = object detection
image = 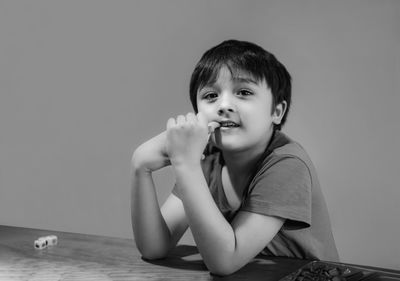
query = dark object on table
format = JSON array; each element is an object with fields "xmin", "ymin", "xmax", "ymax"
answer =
[{"xmin": 279, "ymin": 260, "xmax": 382, "ymax": 281}]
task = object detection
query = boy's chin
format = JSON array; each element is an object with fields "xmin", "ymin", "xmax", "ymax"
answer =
[{"xmin": 212, "ymin": 139, "xmax": 243, "ymax": 152}]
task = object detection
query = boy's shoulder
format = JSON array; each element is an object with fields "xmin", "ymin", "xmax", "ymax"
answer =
[
  {"xmin": 248, "ymin": 131, "xmax": 320, "ymax": 195},
  {"xmin": 270, "ymin": 131, "xmax": 310, "ymax": 160},
  {"xmin": 263, "ymin": 131, "xmax": 317, "ymax": 176}
]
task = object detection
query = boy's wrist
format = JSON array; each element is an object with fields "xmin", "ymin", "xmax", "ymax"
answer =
[
  {"xmin": 131, "ymin": 152, "xmax": 152, "ymax": 174},
  {"xmin": 172, "ymin": 162, "xmax": 206, "ymax": 195},
  {"xmin": 171, "ymin": 160, "xmax": 202, "ymax": 172},
  {"xmin": 131, "ymin": 162, "xmax": 152, "ymax": 175},
  {"xmin": 170, "ymin": 155, "xmax": 203, "ymax": 170}
]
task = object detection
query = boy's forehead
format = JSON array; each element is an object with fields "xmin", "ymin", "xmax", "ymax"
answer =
[{"xmin": 210, "ymin": 66, "xmax": 261, "ymax": 85}]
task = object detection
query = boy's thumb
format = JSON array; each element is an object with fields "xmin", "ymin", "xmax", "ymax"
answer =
[{"xmin": 207, "ymin": 121, "xmax": 221, "ymax": 133}]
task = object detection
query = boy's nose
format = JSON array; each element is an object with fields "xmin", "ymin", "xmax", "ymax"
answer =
[
  {"xmin": 218, "ymin": 107, "xmax": 234, "ymax": 115},
  {"xmin": 217, "ymin": 94, "xmax": 235, "ymax": 115}
]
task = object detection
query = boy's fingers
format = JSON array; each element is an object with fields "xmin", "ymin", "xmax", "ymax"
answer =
[
  {"xmin": 166, "ymin": 117, "xmax": 176, "ymax": 129},
  {"xmin": 169, "ymin": 113, "xmax": 220, "ymax": 132},
  {"xmin": 176, "ymin": 115, "xmax": 185, "ymax": 125},
  {"xmin": 186, "ymin": 112, "xmax": 197, "ymax": 123},
  {"xmin": 208, "ymin": 121, "xmax": 221, "ymax": 133}
]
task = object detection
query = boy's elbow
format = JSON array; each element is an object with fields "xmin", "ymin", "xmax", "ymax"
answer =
[
  {"xmin": 135, "ymin": 241, "xmax": 169, "ymax": 260},
  {"xmin": 139, "ymin": 247, "xmax": 168, "ymax": 261},
  {"xmin": 206, "ymin": 260, "xmax": 239, "ymax": 277},
  {"xmin": 141, "ymin": 252, "xmax": 167, "ymax": 261},
  {"xmin": 209, "ymin": 266, "xmax": 237, "ymax": 277}
]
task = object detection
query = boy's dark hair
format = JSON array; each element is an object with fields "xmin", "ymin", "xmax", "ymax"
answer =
[{"xmin": 189, "ymin": 39, "xmax": 291, "ymax": 130}]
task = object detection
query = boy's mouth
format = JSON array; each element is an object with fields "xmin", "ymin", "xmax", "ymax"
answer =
[{"xmin": 219, "ymin": 120, "xmax": 240, "ymax": 128}]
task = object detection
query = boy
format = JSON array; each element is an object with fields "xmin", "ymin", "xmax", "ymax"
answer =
[{"xmin": 131, "ymin": 40, "xmax": 339, "ymax": 276}]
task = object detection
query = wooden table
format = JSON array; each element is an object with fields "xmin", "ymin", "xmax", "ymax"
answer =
[{"xmin": 0, "ymin": 225, "xmax": 399, "ymax": 281}]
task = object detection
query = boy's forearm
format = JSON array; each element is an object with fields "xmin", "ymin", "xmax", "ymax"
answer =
[
  {"xmin": 173, "ymin": 163, "xmax": 237, "ymax": 272},
  {"xmin": 130, "ymin": 165, "xmax": 172, "ymax": 259}
]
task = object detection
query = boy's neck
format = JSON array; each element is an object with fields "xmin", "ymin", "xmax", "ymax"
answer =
[
  {"xmin": 222, "ymin": 130, "xmax": 275, "ymax": 180},
  {"xmin": 222, "ymin": 148, "xmax": 262, "ymax": 177}
]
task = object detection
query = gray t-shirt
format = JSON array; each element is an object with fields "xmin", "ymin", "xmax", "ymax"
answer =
[{"xmin": 195, "ymin": 130, "xmax": 339, "ymax": 262}]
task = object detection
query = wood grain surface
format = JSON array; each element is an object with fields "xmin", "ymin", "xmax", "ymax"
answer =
[
  {"xmin": 0, "ymin": 225, "xmax": 310, "ymax": 280},
  {"xmin": 4, "ymin": 225, "xmax": 400, "ymax": 281}
]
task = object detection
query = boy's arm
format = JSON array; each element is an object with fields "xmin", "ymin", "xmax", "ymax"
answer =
[
  {"xmin": 166, "ymin": 113, "xmax": 284, "ymax": 276},
  {"xmin": 174, "ymin": 164, "xmax": 284, "ymax": 276},
  {"xmin": 131, "ymin": 132, "xmax": 188, "ymax": 259}
]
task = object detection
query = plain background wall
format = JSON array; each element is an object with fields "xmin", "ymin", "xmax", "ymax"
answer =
[{"xmin": 1, "ymin": 0, "xmax": 399, "ymax": 270}]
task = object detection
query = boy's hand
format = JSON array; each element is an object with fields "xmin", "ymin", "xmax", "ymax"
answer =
[
  {"xmin": 166, "ymin": 112, "xmax": 218, "ymax": 167},
  {"xmin": 132, "ymin": 131, "xmax": 171, "ymax": 173}
]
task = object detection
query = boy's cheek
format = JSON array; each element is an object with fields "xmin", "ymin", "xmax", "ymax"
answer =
[{"xmin": 196, "ymin": 107, "xmax": 214, "ymax": 122}]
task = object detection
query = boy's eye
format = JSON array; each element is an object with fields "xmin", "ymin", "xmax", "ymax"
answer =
[
  {"xmin": 237, "ymin": 89, "xmax": 253, "ymax": 96},
  {"xmin": 203, "ymin": 92, "xmax": 218, "ymax": 101}
]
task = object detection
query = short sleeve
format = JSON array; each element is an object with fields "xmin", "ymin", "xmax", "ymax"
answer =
[{"xmin": 241, "ymin": 156, "xmax": 312, "ymax": 230}]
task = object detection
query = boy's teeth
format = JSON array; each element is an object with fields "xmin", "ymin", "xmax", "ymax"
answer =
[{"xmin": 221, "ymin": 122, "xmax": 238, "ymax": 127}]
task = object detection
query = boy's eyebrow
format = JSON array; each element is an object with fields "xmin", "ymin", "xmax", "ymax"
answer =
[
  {"xmin": 232, "ymin": 76, "xmax": 259, "ymax": 84},
  {"xmin": 200, "ymin": 77, "xmax": 259, "ymax": 89},
  {"xmin": 197, "ymin": 75, "xmax": 260, "ymax": 93}
]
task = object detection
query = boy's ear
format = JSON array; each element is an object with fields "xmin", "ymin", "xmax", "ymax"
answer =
[{"xmin": 272, "ymin": 101, "xmax": 287, "ymax": 125}]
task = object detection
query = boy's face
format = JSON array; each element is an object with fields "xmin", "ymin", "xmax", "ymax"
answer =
[{"xmin": 196, "ymin": 66, "xmax": 284, "ymax": 153}]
